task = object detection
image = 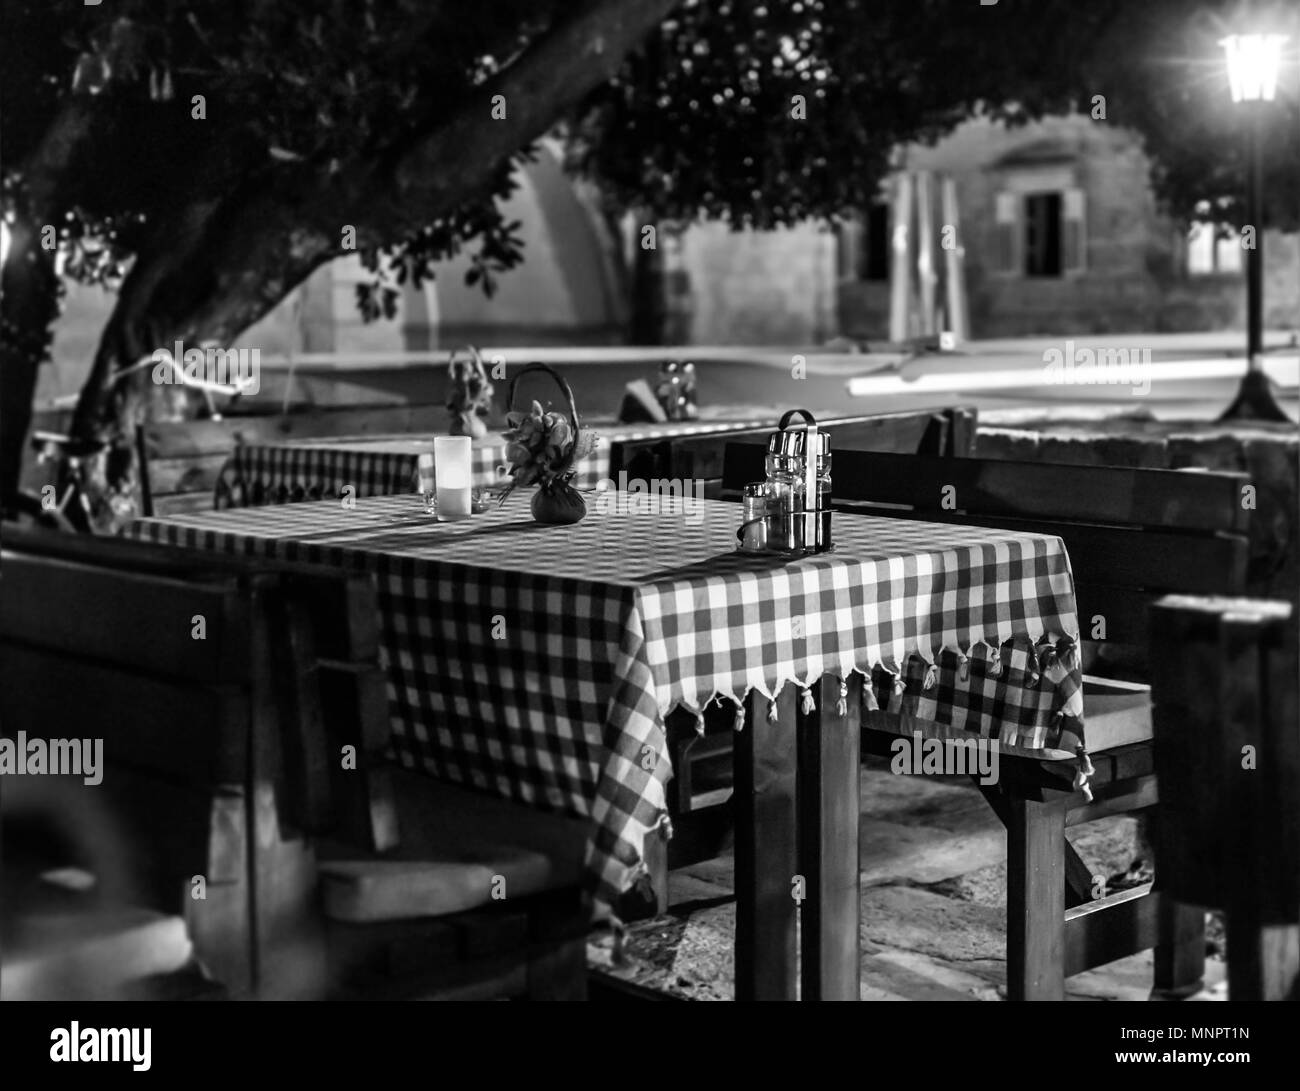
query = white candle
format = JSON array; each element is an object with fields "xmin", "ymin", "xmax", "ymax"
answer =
[{"xmin": 434, "ymin": 436, "xmax": 472, "ymax": 520}]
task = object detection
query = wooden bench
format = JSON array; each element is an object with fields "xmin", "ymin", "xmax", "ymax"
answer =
[
  {"xmin": 1151, "ymin": 595, "xmax": 1298, "ymax": 1001},
  {"xmin": 721, "ymin": 444, "xmax": 1253, "ymax": 999}
]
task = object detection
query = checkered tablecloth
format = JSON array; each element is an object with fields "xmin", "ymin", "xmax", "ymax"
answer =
[
  {"xmin": 214, "ymin": 434, "xmax": 602, "ymax": 507},
  {"xmin": 127, "ymin": 493, "xmax": 1085, "ymax": 916},
  {"xmin": 212, "ymin": 417, "xmax": 783, "ymax": 509}
]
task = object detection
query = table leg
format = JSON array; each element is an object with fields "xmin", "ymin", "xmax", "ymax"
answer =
[
  {"xmin": 798, "ymin": 674, "xmax": 861, "ymax": 1001},
  {"xmin": 1006, "ymin": 794, "xmax": 1066, "ymax": 1001},
  {"xmin": 734, "ymin": 685, "xmax": 798, "ymax": 1001}
]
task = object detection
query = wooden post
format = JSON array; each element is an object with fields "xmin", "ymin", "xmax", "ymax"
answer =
[
  {"xmin": 915, "ymin": 171, "xmax": 937, "ymax": 337},
  {"xmin": 734, "ymin": 684, "xmax": 799, "ymax": 1001},
  {"xmin": 940, "ymin": 176, "xmax": 970, "ymax": 343},
  {"xmin": 1226, "ymin": 915, "xmax": 1300, "ymax": 1001},
  {"xmin": 888, "ymin": 174, "xmax": 913, "ymax": 344},
  {"xmin": 797, "ymin": 674, "xmax": 861, "ymax": 1000},
  {"xmin": 1006, "ymin": 794, "xmax": 1067, "ymax": 1001},
  {"xmin": 1151, "ymin": 595, "xmax": 1297, "ymax": 1001},
  {"xmin": 1150, "ymin": 808, "xmax": 1206, "ymax": 999},
  {"xmin": 1152, "ymin": 893, "xmax": 1207, "ymax": 998}
]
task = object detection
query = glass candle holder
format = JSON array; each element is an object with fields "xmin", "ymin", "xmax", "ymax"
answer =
[
  {"xmin": 738, "ymin": 481, "xmax": 768, "ymax": 552},
  {"xmin": 417, "ymin": 451, "xmax": 437, "ymax": 514},
  {"xmin": 433, "ymin": 435, "xmax": 472, "ymax": 520}
]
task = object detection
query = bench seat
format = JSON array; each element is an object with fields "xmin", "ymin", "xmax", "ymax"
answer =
[
  {"xmin": 317, "ymin": 770, "xmax": 589, "ymax": 924},
  {"xmin": 1078, "ymin": 676, "xmax": 1153, "ymax": 754}
]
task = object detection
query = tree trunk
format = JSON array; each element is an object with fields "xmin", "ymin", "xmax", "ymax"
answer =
[
  {"xmin": 0, "ymin": 212, "xmax": 60, "ymax": 512},
  {"xmin": 68, "ymin": 312, "xmax": 158, "ymax": 532},
  {"xmin": 630, "ymin": 208, "xmax": 668, "ymax": 345}
]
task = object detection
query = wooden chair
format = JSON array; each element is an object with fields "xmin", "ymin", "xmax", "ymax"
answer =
[
  {"xmin": 1, "ymin": 527, "xmax": 592, "ymax": 999},
  {"xmin": 0, "ymin": 528, "xmax": 294, "ymax": 997},
  {"xmin": 0, "ymin": 527, "xmax": 410, "ymax": 999},
  {"xmin": 1150, "ymin": 595, "xmax": 1298, "ymax": 1001},
  {"xmin": 272, "ymin": 564, "xmax": 592, "ymax": 1000},
  {"xmin": 721, "ymin": 444, "xmax": 1253, "ymax": 999},
  {"xmin": 616, "ymin": 406, "xmax": 977, "ymax": 502}
]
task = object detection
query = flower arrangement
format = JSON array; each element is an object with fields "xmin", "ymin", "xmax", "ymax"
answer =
[
  {"xmin": 499, "ymin": 363, "xmax": 597, "ymax": 524},
  {"xmin": 445, "ymin": 344, "xmax": 494, "ymax": 438}
]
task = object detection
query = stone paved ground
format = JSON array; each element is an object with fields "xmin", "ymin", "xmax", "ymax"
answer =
[{"xmin": 595, "ymin": 756, "xmax": 1226, "ymax": 1000}]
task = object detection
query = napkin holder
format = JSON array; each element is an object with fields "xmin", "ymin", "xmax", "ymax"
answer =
[{"xmin": 737, "ymin": 408, "xmax": 832, "ymax": 556}]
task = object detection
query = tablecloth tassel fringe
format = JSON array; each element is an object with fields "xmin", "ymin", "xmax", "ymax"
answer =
[
  {"xmin": 1062, "ymin": 641, "xmax": 1079, "ymax": 674},
  {"xmin": 733, "ymin": 700, "xmax": 746, "ymax": 732},
  {"xmin": 862, "ymin": 682, "xmax": 880, "ymax": 713},
  {"xmin": 694, "ymin": 709, "xmax": 705, "ymax": 736},
  {"xmin": 768, "ymin": 697, "xmax": 779, "ymax": 721},
  {"xmin": 989, "ymin": 650, "xmax": 1003, "ymax": 677},
  {"xmin": 957, "ymin": 655, "xmax": 970, "ymax": 683},
  {"xmin": 922, "ymin": 664, "xmax": 938, "ymax": 691},
  {"xmin": 892, "ymin": 672, "xmax": 906, "ymax": 696},
  {"xmin": 801, "ymin": 687, "xmax": 815, "ymax": 715},
  {"xmin": 1073, "ymin": 747, "xmax": 1095, "ymax": 803},
  {"xmin": 835, "ymin": 680, "xmax": 848, "ymax": 717}
]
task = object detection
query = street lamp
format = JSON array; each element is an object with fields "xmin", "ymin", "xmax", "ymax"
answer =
[{"xmin": 1218, "ymin": 32, "xmax": 1293, "ymax": 422}]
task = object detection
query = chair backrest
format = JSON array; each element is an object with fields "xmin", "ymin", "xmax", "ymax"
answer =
[
  {"xmin": 0, "ymin": 527, "xmax": 384, "ymax": 991},
  {"xmin": 721, "ymin": 445, "xmax": 1252, "ymax": 655},
  {"xmin": 622, "ymin": 406, "xmax": 976, "ymax": 496},
  {"xmin": 143, "ymin": 404, "xmax": 448, "ymax": 516},
  {"xmin": 0, "ymin": 533, "xmax": 279, "ymax": 990}
]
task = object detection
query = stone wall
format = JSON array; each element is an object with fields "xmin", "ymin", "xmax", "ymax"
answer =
[{"xmin": 676, "ymin": 221, "xmax": 836, "ymax": 345}]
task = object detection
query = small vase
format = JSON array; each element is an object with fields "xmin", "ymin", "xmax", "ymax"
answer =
[{"xmin": 531, "ymin": 480, "xmax": 586, "ymax": 525}]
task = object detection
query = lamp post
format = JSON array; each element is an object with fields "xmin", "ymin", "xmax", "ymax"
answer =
[{"xmin": 1218, "ymin": 32, "xmax": 1293, "ymax": 423}]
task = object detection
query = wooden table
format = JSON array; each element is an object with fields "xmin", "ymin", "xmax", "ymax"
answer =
[{"xmin": 128, "ymin": 486, "xmax": 1078, "ymax": 1000}]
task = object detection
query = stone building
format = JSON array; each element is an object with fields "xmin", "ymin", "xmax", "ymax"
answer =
[{"xmin": 832, "ymin": 114, "xmax": 1300, "ymax": 343}]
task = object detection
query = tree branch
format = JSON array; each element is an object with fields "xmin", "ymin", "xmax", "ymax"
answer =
[
  {"xmin": 388, "ymin": 0, "xmax": 682, "ymax": 229},
  {"xmin": 70, "ymin": 0, "xmax": 681, "ymax": 442}
]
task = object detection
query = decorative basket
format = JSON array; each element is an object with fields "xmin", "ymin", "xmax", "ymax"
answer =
[{"xmin": 501, "ymin": 363, "xmax": 594, "ymax": 525}]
